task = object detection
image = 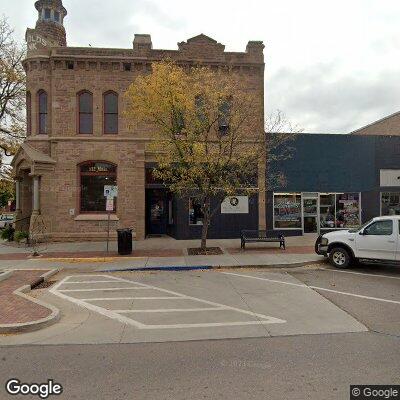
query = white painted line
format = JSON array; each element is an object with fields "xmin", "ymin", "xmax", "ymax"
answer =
[
  {"xmin": 116, "ymin": 307, "xmax": 228, "ymax": 313},
  {"xmin": 319, "ymin": 268, "xmax": 400, "ymax": 280},
  {"xmin": 140, "ymin": 321, "xmax": 278, "ymax": 329},
  {"xmin": 93, "ymin": 274, "xmax": 286, "ymax": 324},
  {"xmin": 83, "ymin": 297, "xmax": 186, "ymax": 301},
  {"xmin": 64, "ymin": 280, "xmax": 122, "ymax": 284},
  {"xmin": 49, "ymin": 277, "xmax": 146, "ymax": 329},
  {"xmin": 221, "ymin": 272, "xmax": 400, "ymax": 305},
  {"xmin": 50, "ymin": 274, "xmax": 286, "ymax": 329},
  {"xmin": 58, "ymin": 287, "xmax": 149, "ymax": 292},
  {"xmin": 308, "ymin": 286, "xmax": 400, "ymax": 304},
  {"xmin": 221, "ymin": 272, "xmax": 307, "ymax": 288}
]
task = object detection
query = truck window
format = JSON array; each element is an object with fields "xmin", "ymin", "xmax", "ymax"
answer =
[{"xmin": 364, "ymin": 220, "xmax": 393, "ymax": 236}]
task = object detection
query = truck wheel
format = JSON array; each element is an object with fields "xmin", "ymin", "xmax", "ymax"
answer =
[{"xmin": 329, "ymin": 247, "xmax": 351, "ymax": 269}]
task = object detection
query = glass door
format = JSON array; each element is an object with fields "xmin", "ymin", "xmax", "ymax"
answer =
[{"xmin": 303, "ymin": 197, "xmax": 319, "ymax": 233}]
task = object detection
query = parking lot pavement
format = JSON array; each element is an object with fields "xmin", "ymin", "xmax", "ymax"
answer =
[
  {"xmin": 289, "ymin": 264, "xmax": 400, "ymax": 337},
  {"xmin": 0, "ymin": 269, "xmax": 366, "ymax": 346}
]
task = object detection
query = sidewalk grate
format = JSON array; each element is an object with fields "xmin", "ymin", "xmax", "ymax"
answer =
[{"xmin": 32, "ymin": 280, "xmax": 56, "ymax": 290}]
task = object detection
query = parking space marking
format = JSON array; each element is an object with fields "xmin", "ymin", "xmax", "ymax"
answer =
[
  {"xmin": 319, "ymin": 268, "xmax": 400, "ymax": 280},
  {"xmin": 83, "ymin": 297, "xmax": 186, "ymax": 301},
  {"xmin": 59, "ymin": 287, "xmax": 149, "ymax": 292},
  {"xmin": 66, "ymin": 280, "xmax": 123, "ymax": 284},
  {"xmin": 117, "ymin": 307, "xmax": 227, "ymax": 313},
  {"xmin": 50, "ymin": 275, "xmax": 286, "ymax": 329},
  {"xmin": 221, "ymin": 272, "xmax": 400, "ymax": 305}
]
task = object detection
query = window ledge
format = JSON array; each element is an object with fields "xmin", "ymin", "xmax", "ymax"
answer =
[{"xmin": 74, "ymin": 214, "xmax": 119, "ymax": 221}]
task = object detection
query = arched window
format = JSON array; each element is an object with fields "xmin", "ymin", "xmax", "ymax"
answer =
[
  {"xmin": 103, "ymin": 91, "xmax": 118, "ymax": 134},
  {"xmin": 78, "ymin": 91, "xmax": 93, "ymax": 134},
  {"xmin": 26, "ymin": 91, "xmax": 32, "ymax": 135},
  {"xmin": 79, "ymin": 161, "xmax": 117, "ymax": 213},
  {"xmin": 38, "ymin": 90, "xmax": 48, "ymax": 134}
]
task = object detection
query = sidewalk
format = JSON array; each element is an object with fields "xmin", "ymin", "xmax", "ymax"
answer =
[
  {"xmin": 0, "ymin": 235, "xmax": 323, "ymax": 269},
  {"xmin": 0, "ymin": 269, "xmax": 59, "ymax": 333}
]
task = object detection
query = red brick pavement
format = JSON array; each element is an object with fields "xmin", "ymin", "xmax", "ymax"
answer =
[{"xmin": 0, "ymin": 270, "xmax": 52, "ymax": 325}]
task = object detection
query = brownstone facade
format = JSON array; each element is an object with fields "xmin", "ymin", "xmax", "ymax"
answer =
[{"xmin": 13, "ymin": 0, "xmax": 266, "ymax": 241}]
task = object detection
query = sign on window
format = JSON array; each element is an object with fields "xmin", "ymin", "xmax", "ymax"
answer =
[
  {"xmin": 104, "ymin": 185, "xmax": 118, "ymax": 199},
  {"xmin": 221, "ymin": 196, "xmax": 249, "ymax": 214}
]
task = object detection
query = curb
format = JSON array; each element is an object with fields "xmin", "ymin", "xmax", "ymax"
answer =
[
  {"xmin": 0, "ymin": 270, "xmax": 13, "ymax": 282},
  {"xmin": 99, "ymin": 260, "xmax": 325, "ymax": 273},
  {"xmin": 0, "ymin": 269, "xmax": 61, "ymax": 334}
]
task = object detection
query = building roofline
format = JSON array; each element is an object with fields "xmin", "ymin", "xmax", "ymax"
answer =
[{"xmin": 349, "ymin": 110, "xmax": 400, "ymax": 135}]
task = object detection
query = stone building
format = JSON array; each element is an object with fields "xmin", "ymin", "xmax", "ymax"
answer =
[
  {"xmin": 351, "ymin": 111, "xmax": 400, "ymax": 136},
  {"xmin": 12, "ymin": 0, "xmax": 266, "ymax": 241}
]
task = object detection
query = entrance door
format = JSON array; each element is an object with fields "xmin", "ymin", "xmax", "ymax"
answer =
[
  {"xmin": 303, "ymin": 197, "xmax": 318, "ymax": 233},
  {"xmin": 146, "ymin": 189, "xmax": 168, "ymax": 236}
]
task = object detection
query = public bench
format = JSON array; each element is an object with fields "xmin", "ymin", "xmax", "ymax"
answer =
[{"xmin": 240, "ymin": 230, "xmax": 286, "ymax": 250}]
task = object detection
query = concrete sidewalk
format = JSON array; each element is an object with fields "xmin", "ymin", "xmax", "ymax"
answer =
[{"xmin": 0, "ymin": 235, "xmax": 323, "ymax": 270}]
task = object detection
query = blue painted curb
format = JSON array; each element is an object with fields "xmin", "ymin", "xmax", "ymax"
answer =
[{"xmin": 99, "ymin": 265, "xmax": 213, "ymax": 273}]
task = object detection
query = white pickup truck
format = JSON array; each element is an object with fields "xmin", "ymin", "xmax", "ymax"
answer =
[{"xmin": 316, "ymin": 215, "xmax": 400, "ymax": 268}]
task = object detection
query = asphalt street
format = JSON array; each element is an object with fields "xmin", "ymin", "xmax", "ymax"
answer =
[{"xmin": 0, "ymin": 264, "xmax": 399, "ymax": 400}]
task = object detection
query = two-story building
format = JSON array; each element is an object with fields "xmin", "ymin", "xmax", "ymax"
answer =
[{"xmin": 12, "ymin": 0, "xmax": 266, "ymax": 241}]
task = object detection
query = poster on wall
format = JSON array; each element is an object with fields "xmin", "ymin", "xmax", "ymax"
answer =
[{"xmin": 221, "ymin": 196, "xmax": 249, "ymax": 214}]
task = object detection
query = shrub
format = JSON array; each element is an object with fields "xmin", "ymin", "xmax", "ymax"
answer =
[
  {"xmin": 14, "ymin": 231, "xmax": 29, "ymax": 243},
  {"xmin": 1, "ymin": 225, "xmax": 15, "ymax": 241}
]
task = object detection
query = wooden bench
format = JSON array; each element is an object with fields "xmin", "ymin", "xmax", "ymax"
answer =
[{"xmin": 240, "ymin": 230, "xmax": 286, "ymax": 250}]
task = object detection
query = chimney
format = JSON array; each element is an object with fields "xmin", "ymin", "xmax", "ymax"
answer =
[{"xmin": 133, "ymin": 34, "xmax": 153, "ymax": 53}]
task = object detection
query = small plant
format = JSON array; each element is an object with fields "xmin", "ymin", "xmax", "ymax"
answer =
[
  {"xmin": 1, "ymin": 225, "xmax": 15, "ymax": 241},
  {"xmin": 14, "ymin": 231, "xmax": 29, "ymax": 243}
]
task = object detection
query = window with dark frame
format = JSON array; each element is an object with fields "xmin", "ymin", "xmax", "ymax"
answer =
[
  {"xmin": 104, "ymin": 92, "xmax": 118, "ymax": 134},
  {"xmin": 80, "ymin": 162, "xmax": 117, "ymax": 213},
  {"xmin": 38, "ymin": 90, "xmax": 48, "ymax": 134},
  {"xmin": 78, "ymin": 91, "xmax": 93, "ymax": 134},
  {"xmin": 189, "ymin": 198, "xmax": 204, "ymax": 225},
  {"xmin": 54, "ymin": 11, "xmax": 60, "ymax": 22},
  {"xmin": 44, "ymin": 8, "xmax": 51, "ymax": 19},
  {"xmin": 26, "ymin": 92, "xmax": 32, "ymax": 135},
  {"xmin": 218, "ymin": 98, "xmax": 231, "ymax": 135}
]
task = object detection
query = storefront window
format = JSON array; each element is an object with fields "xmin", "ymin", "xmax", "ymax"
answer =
[
  {"xmin": 320, "ymin": 194, "xmax": 336, "ymax": 228},
  {"xmin": 381, "ymin": 192, "xmax": 400, "ymax": 215},
  {"xmin": 336, "ymin": 193, "xmax": 360, "ymax": 228},
  {"xmin": 189, "ymin": 198, "xmax": 204, "ymax": 225},
  {"xmin": 80, "ymin": 162, "xmax": 117, "ymax": 213},
  {"xmin": 274, "ymin": 194, "xmax": 302, "ymax": 229}
]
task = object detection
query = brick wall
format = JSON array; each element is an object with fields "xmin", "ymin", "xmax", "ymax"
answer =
[{"xmin": 20, "ymin": 32, "xmax": 265, "ymax": 241}]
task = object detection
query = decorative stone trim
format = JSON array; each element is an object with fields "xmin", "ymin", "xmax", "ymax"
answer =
[{"xmin": 74, "ymin": 214, "xmax": 120, "ymax": 221}]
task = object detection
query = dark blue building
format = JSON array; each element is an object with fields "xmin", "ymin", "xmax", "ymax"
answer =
[{"xmin": 268, "ymin": 134, "xmax": 400, "ymax": 236}]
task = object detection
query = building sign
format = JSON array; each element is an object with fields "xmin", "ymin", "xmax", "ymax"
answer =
[
  {"xmin": 380, "ymin": 169, "xmax": 400, "ymax": 187},
  {"xmin": 106, "ymin": 198, "xmax": 114, "ymax": 212},
  {"xmin": 104, "ymin": 185, "xmax": 118, "ymax": 199},
  {"xmin": 221, "ymin": 196, "xmax": 249, "ymax": 214}
]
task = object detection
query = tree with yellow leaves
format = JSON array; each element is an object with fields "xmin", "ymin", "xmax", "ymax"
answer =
[
  {"xmin": 0, "ymin": 17, "xmax": 26, "ymax": 179},
  {"xmin": 125, "ymin": 61, "xmax": 263, "ymax": 251}
]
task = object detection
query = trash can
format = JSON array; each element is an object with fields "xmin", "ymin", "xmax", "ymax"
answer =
[{"xmin": 117, "ymin": 228, "xmax": 133, "ymax": 255}]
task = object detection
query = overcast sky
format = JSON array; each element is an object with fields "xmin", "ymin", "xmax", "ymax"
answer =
[{"xmin": 3, "ymin": 0, "xmax": 400, "ymax": 133}]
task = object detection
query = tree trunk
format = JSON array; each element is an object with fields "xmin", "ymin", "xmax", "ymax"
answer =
[{"xmin": 200, "ymin": 197, "xmax": 211, "ymax": 250}]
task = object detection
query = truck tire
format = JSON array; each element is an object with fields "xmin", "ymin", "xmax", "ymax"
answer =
[{"xmin": 329, "ymin": 246, "xmax": 352, "ymax": 269}]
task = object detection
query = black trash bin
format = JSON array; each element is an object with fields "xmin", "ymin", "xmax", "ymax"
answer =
[{"xmin": 117, "ymin": 228, "xmax": 133, "ymax": 255}]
